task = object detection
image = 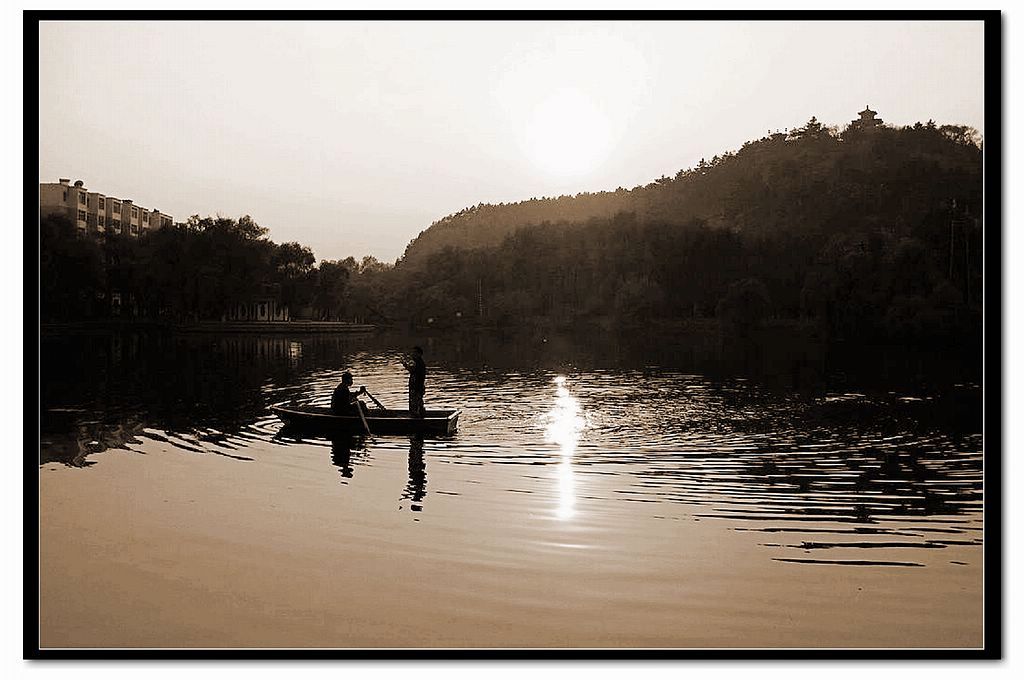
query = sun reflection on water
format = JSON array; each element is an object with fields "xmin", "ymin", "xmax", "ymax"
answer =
[{"xmin": 544, "ymin": 375, "xmax": 586, "ymax": 520}]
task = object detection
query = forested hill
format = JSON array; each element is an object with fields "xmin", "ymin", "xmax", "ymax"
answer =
[{"xmin": 398, "ymin": 117, "xmax": 982, "ymax": 269}]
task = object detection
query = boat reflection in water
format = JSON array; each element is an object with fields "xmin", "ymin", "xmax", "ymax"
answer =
[{"xmin": 544, "ymin": 376, "xmax": 585, "ymax": 521}]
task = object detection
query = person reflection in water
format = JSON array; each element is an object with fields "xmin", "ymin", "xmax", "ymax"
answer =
[
  {"xmin": 401, "ymin": 435, "xmax": 427, "ymax": 512},
  {"xmin": 401, "ymin": 346, "xmax": 427, "ymax": 418},
  {"xmin": 330, "ymin": 435, "xmax": 365, "ymax": 481},
  {"xmin": 331, "ymin": 371, "xmax": 368, "ymax": 416}
]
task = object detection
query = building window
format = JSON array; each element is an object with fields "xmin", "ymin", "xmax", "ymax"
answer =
[
  {"xmin": 113, "ymin": 203, "xmax": 121, "ymax": 214},
  {"xmin": 113, "ymin": 220, "xmax": 121, "ymax": 233},
  {"xmin": 98, "ymin": 216, "xmax": 105, "ymax": 227},
  {"xmin": 78, "ymin": 210, "xmax": 86, "ymax": 221},
  {"xmin": 78, "ymin": 193, "xmax": 86, "ymax": 205},
  {"xmin": 98, "ymin": 197, "xmax": 105, "ymax": 209},
  {"xmin": 131, "ymin": 206, "xmax": 138, "ymax": 218},
  {"xmin": 142, "ymin": 212, "xmax": 149, "ymax": 223},
  {"xmin": 131, "ymin": 224, "xmax": 139, "ymax": 234}
]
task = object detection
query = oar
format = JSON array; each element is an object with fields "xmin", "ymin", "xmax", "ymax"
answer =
[
  {"xmin": 355, "ymin": 400, "xmax": 373, "ymax": 436},
  {"xmin": 363, "ymin": 389, "xmax": 386, "ymax": 411}
]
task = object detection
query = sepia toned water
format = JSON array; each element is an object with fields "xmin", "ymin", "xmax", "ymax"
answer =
[{"xmin": 37, "ymin": 329, "xmax": 984, "ymax": 649}]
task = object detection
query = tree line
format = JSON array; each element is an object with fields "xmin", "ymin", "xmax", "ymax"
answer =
[
  {"xmin": 40, "ymin": 214, "xmax": 386, "ymax": 323},
  {"xmin": 40, "ymin": 116, "xmax": 983, "ymax": 346}
]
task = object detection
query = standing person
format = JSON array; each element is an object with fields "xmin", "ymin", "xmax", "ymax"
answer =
[{"xmin": 401, "ymin": 346, "xmax": 426, "ymax": 418}]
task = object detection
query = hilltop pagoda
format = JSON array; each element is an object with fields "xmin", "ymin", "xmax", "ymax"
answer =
[{"xmin": 851, "ymin": 105, "xmax": 884, "ymax": 129}]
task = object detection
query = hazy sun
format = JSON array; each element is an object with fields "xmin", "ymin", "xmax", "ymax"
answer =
[{"xmin": 524, "ymin": 90, "xmax": 613, "ymax": 180}]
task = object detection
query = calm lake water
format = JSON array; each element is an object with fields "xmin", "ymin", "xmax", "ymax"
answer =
[{"xmin": 37, "ymin": 328, "xmax": 984, "ymax": 648}]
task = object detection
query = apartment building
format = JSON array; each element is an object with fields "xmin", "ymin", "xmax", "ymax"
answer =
[
  {"xmin": 39, "ymin": 179, "xmax": 90, "ymax": 232},
  {"xmin": 39, "ymin": 178, "xmax": 173, "ymax": 237}
]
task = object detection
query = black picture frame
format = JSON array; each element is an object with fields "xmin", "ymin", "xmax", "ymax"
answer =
[{"xmin": 24, "ymin": 8, "xmax": 1003, "ymax": 660}]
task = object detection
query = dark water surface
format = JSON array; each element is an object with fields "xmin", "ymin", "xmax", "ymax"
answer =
[
  {"xmin": 41, "ymin": 328, "xmax": 982, "ymax": 564},
  {"xmin": 38, "ymin": 327, "xmax": 984, "ymax": 647}
]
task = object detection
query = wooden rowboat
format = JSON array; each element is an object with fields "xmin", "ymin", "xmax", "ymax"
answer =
[{"xmin": 271, "ymin": 405, "xmax": 460, "ymax": 436}]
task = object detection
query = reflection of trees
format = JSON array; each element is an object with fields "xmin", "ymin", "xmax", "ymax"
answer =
[
  {"xmin": 734, "ymin": 444, "xmax": 982, "ymax": 522},
  {"xmin": 39, "ymin": 417, "xmax": 149, "ymax": 467},
  {"xmin": 625, "ymin": 389, "xmax": 982, "ymax": 524},
  {"xmin": 39, "ymin": 332, "xmax": 379, "ymax": 465},
  {"xmin": 40, "ymin": 326, "xmax": 982, "ymax": 484},
  {"xmin": 385, "ymin": 325, "xmax": 977, "ymax": 396}
]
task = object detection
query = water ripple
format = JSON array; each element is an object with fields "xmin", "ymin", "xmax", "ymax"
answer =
[{"xmin": 40, "ymin": 338, "xmax": 982, "ymax": 568}]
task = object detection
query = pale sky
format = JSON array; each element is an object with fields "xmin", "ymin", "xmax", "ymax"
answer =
[{"xmin": 38, "ymin": 20, "xmax": 985, "ymax": 262}]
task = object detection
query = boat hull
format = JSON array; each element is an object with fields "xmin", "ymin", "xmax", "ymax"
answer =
[{"xmin": 271, "ymin": 405, "xmax": 460, "ymax": 436}]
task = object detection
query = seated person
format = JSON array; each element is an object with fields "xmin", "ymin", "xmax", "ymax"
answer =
[{"xmin": 331, "ymin": 371, "xmax": 367, "ymax": 415}]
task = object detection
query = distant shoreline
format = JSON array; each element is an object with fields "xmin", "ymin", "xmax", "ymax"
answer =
[
  {"xmin": 39, "ymin": 320, "xmax": 377, "ymax": 335},
  {"xmin": 37, "ymin": 316, "xmax": 980, "ymax": 350}
]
